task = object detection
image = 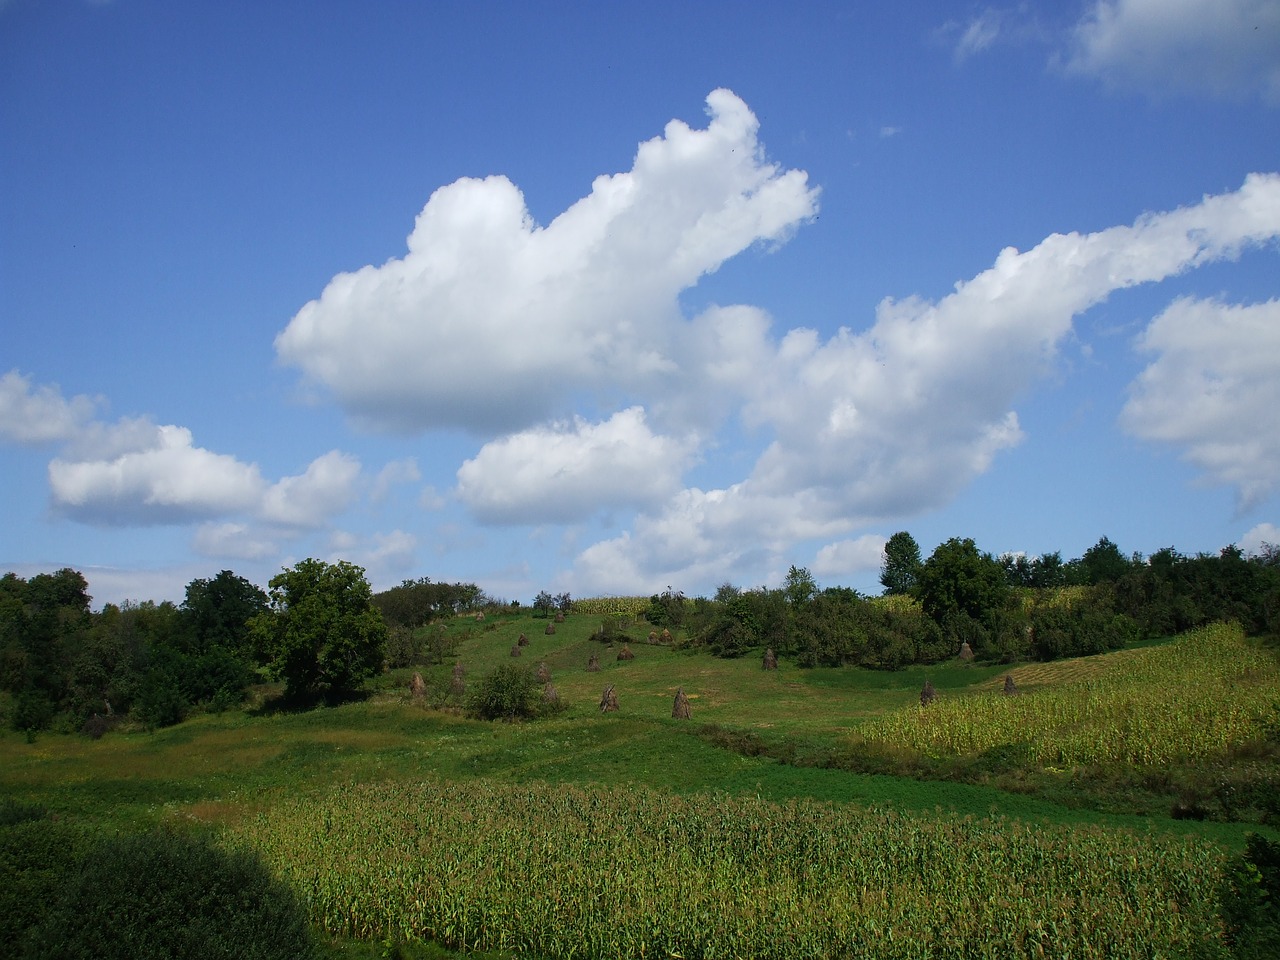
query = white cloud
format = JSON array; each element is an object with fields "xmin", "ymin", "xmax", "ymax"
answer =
[
  {"xmin": 0, "ymin": 370, "xmax": 99, "ymax": 445},
  {"xmin": 1067, "ymin": 0, "xmax": 1280, "ymax": 101},
  {"xmin": 193, "ymin": 522, "xmax": 279, "ymax": 561},
  {"xmin": 571, "ymin": 173, "xmax": 1280, "ymax": 591},
  {"xmin": 813, "ymin": 535, "xmax": 890, "ymax": 578},
  {"xmin": 1239, "ymin": 522, "xmax": 1280, "ymax": 555},
  {"xmin": 953, "ymin": 9, "xmax": 1004, "ymax": 61},
  {"xmin": 1121, "ymin": 297, "xmax": 1280, "ymax": 510},
  {"xmin": 275, "ymin": 89, "xmax": 819, "ymax": 435},
  {"xmin": 49, "ymin": 424, "xmax": 266, "ymax": 525},
  {"xmin": 371, "ymin": 457, "xmax": 421, "ymax": 503},
  {"xmin": 456, "ymin": 407, "xmax": 692, "ymax": 524},
  {"xmin": 259, "ymin": 450, "xmax": 362, "ymax": 528}
]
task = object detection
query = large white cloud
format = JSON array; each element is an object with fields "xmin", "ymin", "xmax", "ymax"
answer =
[
  {"xmin": 275, "ymin": 89, "xmax": 819, "ymax": 434},
  {"xmin": 456, "ymin": 406, "xmax": 693, "ymax": 524},
  {"xmin": 572, "ymin": 173, "xmax": 1280, "ymax": 592},
  {"xmin": 1067, "ymin": 0, "xmax": 1280, "ymax": 101},
  {"xmin": 1122, "ymin": 297, "xmax": 1280, "ymax": 510},
  {"xmin": 49, "ymin": 424, "xmax": 266, "ymax": 525}
]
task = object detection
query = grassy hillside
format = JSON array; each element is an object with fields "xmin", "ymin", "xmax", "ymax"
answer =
[{"xmin": 3, "ymin": 609, "xmax": 1279, "ymax": 957}]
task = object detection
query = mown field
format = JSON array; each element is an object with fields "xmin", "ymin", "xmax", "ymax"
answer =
[{"xmin": 4, "ymin": 610, "xmax": 1279, "ymax": 958}]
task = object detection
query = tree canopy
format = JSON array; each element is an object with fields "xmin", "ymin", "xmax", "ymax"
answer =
[
  {"xmin": 880, "ymin": 532, "xmax": 923, "ymax": 596},
  {"xmin": 249, "ymin": 559, "xmax": 387, "ymax": 701}
]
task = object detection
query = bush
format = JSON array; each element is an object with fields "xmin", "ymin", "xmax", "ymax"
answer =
[
  {"xmin": 466, "ymin": 663, "xmax": 541, "ymax": 721},
  {"xmin": 23, "ymin": 829, "xmax": 315, "ymax": 960},
  {"xmin": 1220, "ymin": 833, "xmax": 1280, "ymax": 959}
]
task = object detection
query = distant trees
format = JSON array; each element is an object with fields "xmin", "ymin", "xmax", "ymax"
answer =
[{"xmin": 250, "ymin": 559, "xmax": 387, "ymax": 702}]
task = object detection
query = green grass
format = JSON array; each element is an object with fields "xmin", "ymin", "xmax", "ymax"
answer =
[{"xmin": 3, "ymin": 610, "xmax": 1279, "ymax": 957}]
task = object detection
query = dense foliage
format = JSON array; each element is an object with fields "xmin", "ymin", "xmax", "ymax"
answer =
[
  {"xmin": 683, "ymin": 534, "xmax": 1280, "ymax": 669},
  {"xmin": 0, "ymin": 568, "xmax": 263, "ymax": 733},
  {"xmin": 371, "ymin": 576, "xmax": 486, "ymax": 629},
  {"xmin": 250, "ymin": 559, "xmax": 387, "ymax": 702}
]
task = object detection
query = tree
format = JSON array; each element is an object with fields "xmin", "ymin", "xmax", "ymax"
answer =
[
  {"xmin": 180, "ymin": 571, "xmax": 267, "ymax": 656},
  {"xmin": 880, "ymin": 532, "xmax": 923, "ymax": 596},
  {"xmin": 249, "ymin": 559, "xmax": 387, "ymax": 701},
  {"xmin": 533, "ymin": 590, "xmax": 555, "ymax": 618},
  {"xmin": 783, "ymin": 566, "xmax": 818, "ymax": 607},
  {"xmin": 917, "ymin": 538, "xmax": 1010, "ymax": 629}
]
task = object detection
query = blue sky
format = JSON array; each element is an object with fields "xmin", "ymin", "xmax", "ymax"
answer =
[{"xmin": 3, "ymin": 0, "xmax": 1279, "ymax": 608}]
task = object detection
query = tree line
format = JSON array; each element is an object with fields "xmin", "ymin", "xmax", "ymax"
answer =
[
  {"xmin": 652, "ymin": 534, "xmax": 1280, "ymax": 669},
  {"xmin": 0, "ymin": 561, "xmax": 490, "ymax": 735}
]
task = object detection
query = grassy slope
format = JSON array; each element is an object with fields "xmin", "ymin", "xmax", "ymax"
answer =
[{"xmin": 2, "ymin": 608, "xmax": 1273, "ymax": 852}]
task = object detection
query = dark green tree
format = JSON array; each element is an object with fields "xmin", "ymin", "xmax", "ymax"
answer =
[
  {"xmin": 917, "ymin": 538, "xmax": 1010, "ymax": 635},
  {"xmin": 880, "ymin": 531, "xmax": 923, "ymax": 596},
  {"xmin": 249, "ymin": 559, "xmax": 387, "ymax": 701},
  {"xmin": 180, "ymin": 570, "xmax": 267, "ymax": 656}
]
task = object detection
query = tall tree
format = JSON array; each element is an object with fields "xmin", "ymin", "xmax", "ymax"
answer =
[
  {"xmin": 880, "ymin": 531, "xmax": 923, "ymax": 596},
  {"xmin": 917, "ymin": 537, "xmax": 1009, "ymax": 625},
  {"xmin": 181, "ymin": 570, "xmax": 268, "ymax": 655},
  {"xmin": 249, "ymin": 559, "xmax": 387, "ymax": 701}
]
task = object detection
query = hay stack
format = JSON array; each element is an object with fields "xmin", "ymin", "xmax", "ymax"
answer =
[
  {"xmin": 587, "ymin": 653, "xmax": 600, "ymax": 672},
  {"xmin": 648, "ymin": 630, "xmax": 660, "ymax": 644},
  {"xmin": 554, "ymin": 611, "xmax": 566, "ymax": 623},
  {"xmin": 410, "ymin": 672, "xmax": 426, "ymax": 699},
  {"xmin": 920, "ymin": 680, "xmax": 937, "ymax": 706},
  {"xmin": 1003, "ymin": 674, "xmax": 1018, "ymax": 696},
  {"xmin": 762, "ymin": 647, "xmax": 778, "ymax": 670},
  {"xmin": 672, "ymin": 687, "xmax": 691, "ymax": 720},
  {"xmin": 450, "ymin": 663, "xmax": 465, "ymax": 696},
  {"xmin": 958, "ymin": 641, "xmax": 974, "ymax": 662},
  {"xmin": 543, "ymin": 682, "xmax": 560, "ymax": 705},
  {"xmin": 544, "ymin": 623, "xmax": 556, "ymax": 635},
  {"xmin": 517, "ymin": 632, "xmax": 530, "ymax": 647},
  {"xmin": 617, "ymin": 644, "xmax": 635, "ymax": 661},
  {"xmin": 537, "ymin": 661, "xmax": 551, "ymax": 683},
  {"xmin": 475, "ymin": 611, "xmax": 486, "ymax": 622},
  {"xmin": 599, "ymin": 684, "xmax": 619, "ymax": 713},
  {"xmin": 510, "ymin": 644, "xmax": 522, "ymax": 657},
  {"xmin": 660, "ymin": 628, "xmax": 673, "ymax": 644}
]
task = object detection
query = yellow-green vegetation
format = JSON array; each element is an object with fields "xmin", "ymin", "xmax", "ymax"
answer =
[
  {"xmin": 568, "ymin": 596, "xmax": 652, "ymax": 617},
  {"xmin": 857, "ymin": 622, "xmax": 1279, "ymax": 765},
  {"xmin": 234, "ymin": 778, "xmax": 1224, "ymax": 959}
]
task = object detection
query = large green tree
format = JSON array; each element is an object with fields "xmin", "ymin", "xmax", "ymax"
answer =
[
  {"xmin": 249, "ymin": 559, "xmax": 387, "ymax": 701},
  {"xmin": 880, "ymin": 531, "xmax": 923, "ymax": 596},
  {"xmin": 180, "ymin": 570, "xmax": 268, "ymax": 656},
  {"xmin": 917, "ymin": 537, "xmax": 1009, "ymax": 626}
]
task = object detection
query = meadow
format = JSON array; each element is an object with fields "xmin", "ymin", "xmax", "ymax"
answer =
[{"xmin": 3, "ymin": 608, "xmax": 1279, "ymax": 958}]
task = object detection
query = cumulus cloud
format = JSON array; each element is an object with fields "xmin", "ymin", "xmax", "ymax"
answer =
[
  {"xmin": 275, "ymin": 89, "xmax": 819, "ymax": 435},
  {"xmin": 193, "ymin": 522, "xmax": 279, "ymax": 561},
  {"xmin": 0, "ymin": 370, "xmax": 100, "ymax": 445},
  {"xmin": 1121, "ymin": 297, "xmax": 1280, "ymax": 510},
  {"xmin": 572, "ymin": 173, "xmax": 1280, "ymax": 592},
  {"xmin": 371, "ymin": 457, "xmax": 421, "ymax": 503},
  {"xmin": 49, "ymin": 424, "xmax": 265, "ymax": 525},
  {"xmin": 813, "ymin": 535, "xmax": 890, "ymax": 579},
  {"xmin": 259, "ymin": 450, "xmax": 362, "ymax": 528},
  {"xmin": 455, "ymin": 407, "xmax": 694, "ymax": 524},
  {"xmin": 1066, "ymin": 0, "xmax": 1280, "ymax": 101},
  {"xmin": 1239, "ymin": 522, "xmax": 1280, "ymax": 555}
]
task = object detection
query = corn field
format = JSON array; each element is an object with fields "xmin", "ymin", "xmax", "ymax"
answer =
[
  {"xmin": 570, "ymin": 596, "xmax": 654, "ymax": 617},
  {"xmin": 234, "ymin": 778, "xmax": 1229, "ymax": 959},
  {"xmin": 857, "ymin": 622, "xmax": 1280, "ymax": 765}
]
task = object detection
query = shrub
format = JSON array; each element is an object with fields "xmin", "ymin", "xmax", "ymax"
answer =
[
  {"xmin": 24, "ymin": 829, "xmax": 315, "ymax": 960},
  {"xmin": 465, "ymin": 663, "xmax": 540, "ymax": 721},
  {"xmin": 1220, "ymin": 833, "xmax": 1280, "ymax": 959}
]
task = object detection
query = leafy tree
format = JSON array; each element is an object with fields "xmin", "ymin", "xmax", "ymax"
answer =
[
  {"xmin": 533, "ymin": 590, "xmax": 555, "ymax": 618},
  {"xmin": 1074, "ymin": 536, "xmax": 1136, "ymax": 585},
  {"xmin": 466, "ymin": 663, "xmax": 561, "ymax": 721},
  {"xmin": 917, "ymin": 538, "xmax": 1010, "ymax": 637},
  {"xmin": 249, "ymin": 559, "xmax": 387, "ymax": 701},
  {"xmin": 783, "ymin": 566, "xmax": 818, "ymax": 607},
  {"xmin": 180, "ymin": 570, "xmax": 267, "ymax": 656},
  {"xmin": 880, "ymin": 532, "xmax": 923, "ymax": 596}
]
